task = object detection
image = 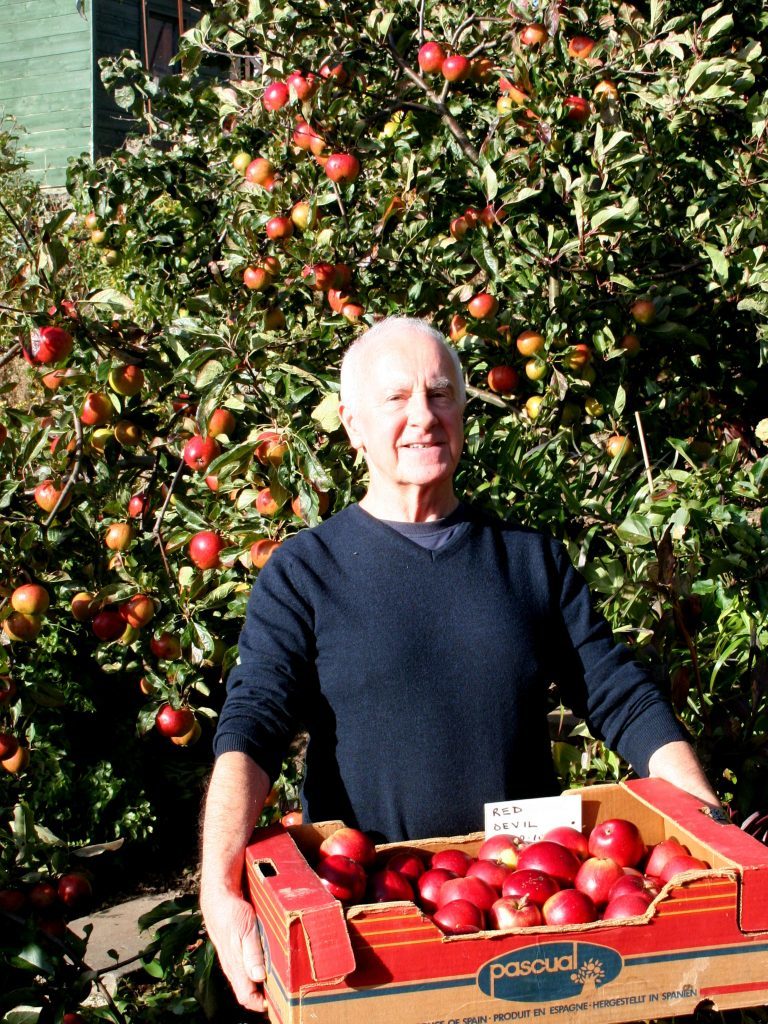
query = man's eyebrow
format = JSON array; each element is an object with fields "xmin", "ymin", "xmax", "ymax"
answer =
[{"xmin": 429, "ymin": 376, "xmax": 455, "ymax": 391}]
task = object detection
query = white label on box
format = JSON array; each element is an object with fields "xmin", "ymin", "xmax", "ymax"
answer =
[{"xmin": 484, "ymin": 793, "xmax": 582, "ymax": 842}]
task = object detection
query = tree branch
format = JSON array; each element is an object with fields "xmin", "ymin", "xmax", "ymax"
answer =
[
  {"xmin": 43, "ymin": 413, "xmax": 84, "ymax": 529},
  {"xmin": 386, "ymin": 33, "xmax": 481, "ymax": 165}
]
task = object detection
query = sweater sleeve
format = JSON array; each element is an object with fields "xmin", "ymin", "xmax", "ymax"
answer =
[
  {"xmin": 212, "ymin": 548, "xmax": 315, "ymax": 783},
  {"xmin": 548, "ymin": 539, "xmax": 688, "ymax": 776}
]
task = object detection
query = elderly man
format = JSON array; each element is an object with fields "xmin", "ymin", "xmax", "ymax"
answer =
[{"xmin": 200, "ymin": 316, "xmax": 720, "ymax": 1012}]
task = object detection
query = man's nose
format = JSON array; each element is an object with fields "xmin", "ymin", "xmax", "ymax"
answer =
[{"xmin": 407, "ymin": 391, "xmax": 438, "ymax": 425}]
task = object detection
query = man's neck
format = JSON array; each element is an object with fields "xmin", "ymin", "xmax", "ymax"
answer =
[{"xmin": 359, "ymin": 485, "xmax": 459, "ymax": 523}]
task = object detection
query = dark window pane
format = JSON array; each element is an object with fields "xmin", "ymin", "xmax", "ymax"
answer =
[{"xmin": 147, "ymin": 14, "xmax": 179, "ymax": 77}]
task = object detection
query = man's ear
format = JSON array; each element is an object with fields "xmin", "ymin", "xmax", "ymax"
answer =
[{"xmin": 338, "ymin": 402, "xmax": 364, "ymax": 451}]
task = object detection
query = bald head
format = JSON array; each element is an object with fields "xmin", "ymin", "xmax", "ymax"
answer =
[{"xmin": 340, "ymin": 317, "xmax": 466, "ymax": 413}]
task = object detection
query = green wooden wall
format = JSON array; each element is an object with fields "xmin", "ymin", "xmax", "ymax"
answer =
[
  {"xmin": 0, "ymin": 0, "xmax": 93, "ymax": 188},
  {"xmin": 0, "ymin": 0, "xmax": 209, "ymax": 190}
]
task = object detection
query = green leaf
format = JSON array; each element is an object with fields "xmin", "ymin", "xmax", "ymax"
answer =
[
  {"xmin": 312, "ymin": 392, "xmax": 341, "ymax": 432},
  {"xmin": 615, "ymin": 516, "xmax": 654, "ymax": 546},
  {"xmin": 480, "ymin": 162, "xmax": 499, "ymax": 202},
  {"xmin": 591, "ymin": 197, "xmax": 639, "ymax": 230},
  {"xmin": 703, "ymin": 244, "xmax": 729, "ymax": 283}
]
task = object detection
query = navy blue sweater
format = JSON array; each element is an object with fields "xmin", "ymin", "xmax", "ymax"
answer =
[{"xmin": 214, "ymin": 504, "xmax": 687, "ymax": 841}]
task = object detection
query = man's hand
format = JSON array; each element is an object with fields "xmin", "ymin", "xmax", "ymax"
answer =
[
  {"xmin": 202, "ymin": 887, "xmax": 266, "ymax": 1013},
  {"xmin": 200, "ymin": 751, "xmax": 272, "ymax": 1012}
]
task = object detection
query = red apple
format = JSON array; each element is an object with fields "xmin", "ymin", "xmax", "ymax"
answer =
[
  {"xmin": 243, "ymin": 266, "xmax": 272, "ymax": 290},
  {"xmin": 34, "ymin": 480, "xmax": 71, "ymax": 513},
  {"xmin": 450, "ymin": 216, "xmax": 470, "ymax": 240},
  {"xmin": 466, "ymin": 858, "xmax": 512, "ymax": 892},
  {"xmin": 28, "ymin": 881, "xmax": 59, "ymax": 912},
  {"xmin": 286, "ymin": 70, "xmax": 319, "ymax": 100},
  {"xmin": 502, "ymin": 868, "xmax": 560, "ymax": 907},
  {"xmin": 3, "ymin": 612, "xmax": 42, "ymax": 642},
  {"xmin": 265, "ymin": 216, "xmax": 294, "ymax": 240},
  {"xmin": 574, "ymin": 856, "xmax": 625, "ymax": 908},
  {"xmin": 80, "ymin": 392, "xmax": 113, "ymax": 426},
  {"xmin": 658, "ymin": 854, "xmax": 709, "ymax": 884},
  {"xmin": 487, "ymin": 366, "xmax": 519, "ymax": 395},
  {"xmin": 315, "ymin": 854, "xmax": 367, "ymax": 903},
  {"xmin": 11, "ymin": 584, "xmax": 50, "ymax": 616},
  {"xmin": 57, "ymin": 872, "xmax": 92, "ymax": 910},
  {"xmin": 368, "ymin": 869, "xmax": 414, "ymax": 903},
  {"xmin": 262, "ymin": 81, "xmax": 290, "ymax": 111},
  {"xmin": 417, "ymin": 867, "xmax": 457, "ymax": 912},
  {"xmin": 183, "ymin": 435, "xmax": 221, "ymax": 473},
  {"xmin": 644, "ymin": 837, "xmax": 690, "ymax": 878},
  {"xmin": 516, "ymin": 841, "xmax": 581, "ymax": 886},
  {"xmin": 0, "ymin": 677, "xmax": 17, "ymax": 703},
  {"xmin": 108, "ymin": 364, "xmax": 144, "ymax": 396},
  {"xmin": 25, "ymin": 326, "xmax": 73, "ymax": 365},
  {"xmin": 490, "ymin": 896, "xmax": 543, "ymax": 930},
  {"xmin": 441, "ymin": 54, "xmax": 471, "ymax": 83},
  {"xmin": 588, "ymin": 818, "xmax": 645, "ymax": 868},
  {"xmin": 0, "ymin": 732, "xmax": 19, "ymax": 760},
  {"xmin": 319, "ymin": 61, "xmax": 349, "ymax": 85},
  {"xmin": 432, "ymin": 899, "xmax": 484, "ymax": 934},
  {"xmin": 477, "ymin": 834, "xmax": 519, "ymax": 868},
  {"xmin": 70, "ymin": 592, "xmax": 97, "ymax": 622},
  {"xmin": 431, "ymin": 848, "xmax": 473, "ymax": 877},
  {"xmin": 631, "ymin": 298, "xmax": 657, "ymax": 325},
  {"xmin": 325, "ymin": 153, "xmax": 361, "ymax": 184},
  {"xmin": 91, "ymin": 609, "xmax": 125, "ymax": 642},
  {"xmin": 437, "ymin": 875, "xmax": 497, "ymax": 913},
  {"xmin": 150, "ymin": 632, "xmax": 182, "ymax": 659},
  {"xmin": 253, "ymin": 430, "xmax": 288, "ymax": 465},
  {"xmin": 565, "ymin": 96, "xmax": 591, "ymax": 124},
  {"xmin": 155, "ymin": 704, "xmax": 195, "ymax": 738},
  {"xmin": 318, "ymin": 827, "xmax": 376, "ymax": 868},
  {"xmin": 542, "ymin": 888, "xmax": 597, "ymax": 925},
  {"xmin": 255, "ymin": 487, "xmax": 280, "ymax": 517},
  {"xmin": 104, "ymin": 522, "xmax": 133, "ymax": 551},
  {"xmin": 189, "ymin": 531, "xmax": 224, "ymax": 570},
  {"xmin": 207, "ymin": 408, "xmax": 236, "ymax": 438},
  {"xmin": 516, "ymin": 330, "xmax": 545, "ymax": 356},
  {"xmin": 418, "ymin": 41, "xmax": 446, "ymax": 74},
  {"xmin": 303, "ymin": 262, "xmax": 336, "ymax": 291},
  {"xmin": 386, "ymin": 850, "xmax": 426, "ymax": 882},
  {"xmin": 608, "ymin": 874, "xmax": 659, "ymax": 901},
  {"xmin": 602, "ymin": 892, "xmax": 653, "ymax": 920},
  {"xmin": 542, "ymin": 826, "xmax": 590, "ymax": 861},
  {"xmin": 568, "ymin": 35, "xmax": 596, "ymax": 58},
  {"xmin": 128, "ymin": 492, "xmax": 150, "ymax": 518},
  {"xmin": 467, "ymin": 292, "xmax": 498, "ymax": 319},
  {"xmin": 251, "ymin": 539, "xmax": 281, "ymax": 568},
  {"xmin": 122, "ymin": 594, "xmax": 155, "ymax": 629},
  {"xmin": 520, "ymin": 23, "xmax": 548, "ymax": 46}
]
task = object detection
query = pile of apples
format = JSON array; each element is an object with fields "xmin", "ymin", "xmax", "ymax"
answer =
[{"xmin": 309, "ymin": 820, "xmax": 710, "ymax": 935}]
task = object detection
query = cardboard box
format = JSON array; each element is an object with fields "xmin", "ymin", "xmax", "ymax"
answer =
[{"xmin": 245, "ymin": 779, "xmax": 768, "ymax": 1024}]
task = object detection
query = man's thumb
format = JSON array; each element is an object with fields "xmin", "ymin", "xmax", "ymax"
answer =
[{"xmin": 242, "ymin": 927, "xmax": 266, "ymax": 982}]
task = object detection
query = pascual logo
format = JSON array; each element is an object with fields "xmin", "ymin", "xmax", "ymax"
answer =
[{"xmin": 478, "ymin": 942, "xmax": 623, "ymax": 1002}]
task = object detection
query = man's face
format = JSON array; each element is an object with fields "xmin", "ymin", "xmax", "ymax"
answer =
[{"xmin": 339, "ymin": 330, "xmax": 465, "ymax": 500}]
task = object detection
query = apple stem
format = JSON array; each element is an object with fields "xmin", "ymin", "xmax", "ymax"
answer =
[{"xmin": 331, "ymin": 180, "xmax": 347, "ymax": 220}]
